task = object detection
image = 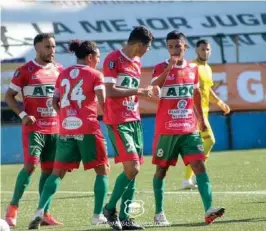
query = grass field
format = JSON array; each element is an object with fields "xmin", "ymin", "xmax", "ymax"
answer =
[{"xmin": 1, "ymin": 149, "xmax": 266, "ymax": 231}]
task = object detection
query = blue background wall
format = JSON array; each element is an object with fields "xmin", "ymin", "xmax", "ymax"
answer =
[{"xmin": 1, "ymin": 111, "xmax": 266, "ymax": 164}]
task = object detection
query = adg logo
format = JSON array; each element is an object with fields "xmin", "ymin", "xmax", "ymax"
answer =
[{"xmin": 124, "ymin": 200, "xmax": 145, "ymax": 218}]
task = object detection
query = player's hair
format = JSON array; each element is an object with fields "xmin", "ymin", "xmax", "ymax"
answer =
[
  {"xmin": 128, "ymin": 25, "xmax": 154, "ymax": 45},
  {"xmin": 69, "ymin": 40, "xmax": 98, "ymax": 59},
  {"xmin": 33, "ymin": 33, "xmax": 55, "ymax": 46},
  {"xmin": 166, "ymin": 30, "xmax": 186, "ymax": 41},
  {"xmin": 196, "ymin": 39, "xmax": 210, "ymax": 47}
]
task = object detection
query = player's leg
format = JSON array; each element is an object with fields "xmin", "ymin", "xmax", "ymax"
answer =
[
  {"xmin": 5, "ymin": 132, "xmax": 43, "ymax": 227},
  {"xmin": 77, "ymin": 133, "xmax": 110, "ymax": 225},
  {"xmin": 39, "ymin": 134, "xmax": 63, "ymax": 226},
  {"xmin": 183, "ymin": 119, "xmax": 215, "ymax": 189},
  {"xmin": 28, "ymin": 136, "xmax": 80, "ymax": 229},
  {"xmin": 152, "ymin": 135, "xmax": 180, "ymax": 226},
  {"xmin": 181, "ymin": 133, "xmax": 224, "ymax": 224},
  {"xmin": 104, "ymin": 122, "xmax": 144, "ymax": 230}
]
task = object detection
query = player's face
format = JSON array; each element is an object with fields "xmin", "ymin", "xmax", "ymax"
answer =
[
  {"xmin": 167, "ymin": 39, "xmax": 187, "ymax": 58},
  {"xmin": 137, "ymin": 41, "xmax": 152, "ymax": 57},
  {"xmin": 88, "ymin": 48, "xmax": 100, "ymax": 69},
  {"xmin": 197, "ymin": 43, "xmax": 211, "ymax": 61},
  {"xmin": 36, "ymin": 38, "xmax": 56, "ymax": 63}
]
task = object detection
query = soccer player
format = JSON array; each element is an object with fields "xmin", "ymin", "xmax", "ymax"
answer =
[
  {"xmin": 182, "ymin": 39, "xmax": 231, "ymax": 189},
  {"xmin": 151, "ymin": 31, "xmax": 225, "ymax": 225},
  {"xmin": 103, "ymin": 26, "xmax": 154, "ymax": 230},
  {"xmin": 28, "ymin": 40, "xmax": 110, "ymax": 229},
  {"xmin": 5, "ymin": 33, "xmax": 63, "ymax": 227}
]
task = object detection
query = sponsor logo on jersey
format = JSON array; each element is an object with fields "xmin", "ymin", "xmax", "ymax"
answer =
[
  {"xmin": 23, "ymin": 84, "xmax": 55, "ymax": 97},
  {"xmin": 37, "ymin": 120, "xmax": 58, "ymax": 127},
  {"xmin": 165, "ymin": 120, "xmax": 191, "ymax": 130},
  {"xmin": 189, "ymin": 72, "xmax": 195, "ymax": 80},
  {"xmin": 116, "ymin": 75, "xmax": 139, "ymax": 89},
  {"xmin": 161, "ymin": 84, "xmax": 194, "ymax": 99},
  {"xmin": 14, "ymin": 70, "xmax": 20, "ymax": 77},
  {"xmin": 108, "ymin": 61, "xmax": 116, "ymax": 69},
  {"xmin": 70, "ymin": 68, "xmax": 80, "ymax": 79},
  {"xmin": 62, "ymin": 116, "xmax": 83, "ymax": 130}
]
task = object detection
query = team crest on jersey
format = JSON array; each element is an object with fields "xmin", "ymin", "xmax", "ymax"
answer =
[
  {"xmin": 167, "ymin": 74, "xmax": 175, "ymax": 80},
  {"xmin": 70, "ymin": 68, "xmax": 79, "ymax": 79},
  {"xmin": 108, "ymin": 61, "xmax": 116, "ymax": 69},
  {"xmin": 14, "ymin": 70, "xmax": 20, "ymax": 77},
  {"xmin": 177, "ymin": 100, "xmax": 187, "ymax": 109},
  {"xmin": 28, "ymin": 66, "xmax": 34, "ymax": 72},
  {"xmin": 189, "ymin": 72, "xmax": 195, "ymax": 80}
]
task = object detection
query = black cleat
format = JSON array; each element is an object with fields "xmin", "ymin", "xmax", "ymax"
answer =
[
  {"xmin": 103, "ymin": 205, "xmax": 122, "ymax": 230},
  {"xmin": 28, "ymin": 216, "xmax": 42, "ymax": 230},
  {"xmin": 121, "ymin": 218, "xmax": 145, "ymax": 230}
]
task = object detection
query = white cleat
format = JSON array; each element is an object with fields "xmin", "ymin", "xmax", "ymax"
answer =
[
  {"xmin": 91, "ymin": 213, "xmax": 107, "ymax": 225},
  {"xmin": 181, "ymin": 179, "xmax": 198, "ymax": 190},
  {"xmin": 154, "ymin": 212, "xmax": 170, "ymax": 226},
  {"xmin": 205, "ymin": 207, "xmax": 225, "ymax": 224},
  {"xmin": 28, "ymin": 209, "xmax": 44, "ymax": 230}
]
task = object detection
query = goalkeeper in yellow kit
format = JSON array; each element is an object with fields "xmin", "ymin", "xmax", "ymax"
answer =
[{"xmin": 182, "ymin": 39, "xmax": 230, "ymax": 189}]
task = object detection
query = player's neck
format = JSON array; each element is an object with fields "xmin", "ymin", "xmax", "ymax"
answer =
[
  {"xmin": 77, "ymin": 60, "xmax": 88, "ymax": 66},
  {"xmin": 176, "ymin": 59, "xmax": 185, "ymax": 66},
  {"xmin": 35, "ymin": 57, "xmax": 50, "ymax": 67},
  {"xmin": 197, "ymin": 58, "xmax": 207, "ymax": 65},
  {"xmin": 121, "ymin": 46, "xmax": 138, "ymax": 59}
]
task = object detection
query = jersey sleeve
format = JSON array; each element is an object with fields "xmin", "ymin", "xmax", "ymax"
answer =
[
  {"xmin": 94, "ymin": 72, "xmax": 105, "ymax": 91},
  {"xmin": 194, "ymin": 67, "xmax": 200, "ymax": 89},
  {"xmin": 53, "ymin": 74, "xmax": 61, "ymax": 98},
  {"xmin": 9, "ymin": 67, "xmax": 27, "ymax": 92},
  {"xmin": 103, "ymin": 53, "xmax": 118, "ymax": 84},
  {"xmin": 151, "ymin": 64, "xmax": 164, "ymax": 84}
]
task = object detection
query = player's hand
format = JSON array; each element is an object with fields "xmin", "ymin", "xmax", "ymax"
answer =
[
  {"xmin": 22, "ymin": 115, "xmax": 36, "ymax": 125},
  {"xmin": 218, "ymin": 100, "xmax": 230, "ymax": 115},
  {"xmin": 138, "ymin": 86, "xmax": 153, "ymax": 98},
  {"xmin": 166, "ymin": 56, "xmax": 178, "ymax": 71},
  {"xmin": 198, "ymin": 117, "xmax": 208, "ymax": 132},
  {"xmin": 152, "ymin": 85, "xmax": 160, "ymax": 98}
]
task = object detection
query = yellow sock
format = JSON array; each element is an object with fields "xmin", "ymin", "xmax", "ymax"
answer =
[{"xmin": 184, "ymin": 164, "xmax": 194, "ymax": 180}]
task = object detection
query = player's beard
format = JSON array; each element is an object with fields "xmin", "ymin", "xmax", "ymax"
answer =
[{"xmin": 42, "ymin": 55, "xmax": 54, "ymax": 63}]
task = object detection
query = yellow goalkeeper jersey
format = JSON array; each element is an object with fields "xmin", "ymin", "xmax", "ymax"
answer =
[{"xmin": 193, "ymin": 59, "xmax": 213, "ymax": 116}]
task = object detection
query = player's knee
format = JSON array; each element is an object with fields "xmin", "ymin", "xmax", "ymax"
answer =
[
  {"xmin": 190, "ymin": 160, "xmax": 206, "ymax": 174},
  {"xmin": 124, "ymin": 165, "xmax": 140, "ymax": 180},
  {"xmin": 41, "ymin": 168, "xmax": 53, "ymax": 175},
  {"xmin": 52, "ymin": 168, "xmax": 67, "ymax": 179},
  {"xmin": 24, "ymin": 163, "xmax": 37, "ymax": 174},
  {"xmin": 95, "ymin": 164, "xmax": 110, "ymax": 176},
  {"xmin": 155, "ymin": 166, "xmax": 168, "ymax": 179}
]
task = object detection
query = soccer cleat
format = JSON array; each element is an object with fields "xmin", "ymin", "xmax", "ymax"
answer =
[
  {"xmin": 103, "ymin": 205, "xmax": 122, "ymax": 230},
  {"xmin": 91, "ymin": 213, "xmax": 107, "ymax": 225},
  {"xmin": 205, "ymin": 207, "xmax": 225, "ymax": 224},
  {"xmin": 154, "ymin": 212, "xmax": 170, "ymax": 226},
  {"xmin": 41, "ymin": 213, "xmax": 63, "ymax": 226},
  {"xmin": 5, "ymin": 204, "xmax": 18, "ymax": 227},
  {"xmin": 28, "ymin": 209, "xmax": 44, "ymax": 230},
  {"xmin": 181, "ymin": 179, "xmax": 198, "ymax": 190},
  {"xmin": 120, "ymin": 218, "xmax": 145, "ymax": 230}
]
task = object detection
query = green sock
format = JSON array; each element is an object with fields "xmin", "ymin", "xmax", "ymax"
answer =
[
  {"xmin": 94, "ymin": 175, "xmax": 109, "ymax": 215},
  {"xmin": 196, "ymin": 172, "xmax": 212, "ymax": 212},
  {"xmin": 38, "ymin": 174, "xmax": 61, "ymax": 209},
  {"xmin": 119, "ymin": 179, "xmax": 136, "ymax": 221},
  {"xmin": 153, "ymin": 175, "xmax": 165, "ymax": 214},
  {"xmin": 10, "ymin": 168, "xmax": 32, "ymax": 206},
  {"xmin": 106, "ymin": 172, "xmax": 131, "ymax": 210},
  {"xmin": 39, "ymin": 172, "xmax": 52, "ymax": 213}
]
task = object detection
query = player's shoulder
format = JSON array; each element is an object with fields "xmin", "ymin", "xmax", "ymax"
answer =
[
  {"xmin": 17, "ymin": 60, "xmax": 35, "ymax": 72},
  {"xmin": 154, "ymin": 60, "xmax": 168, "ymax": 69},
  {"xmin": 186, "ymin": 60, "xmax": 198, "ymax": 69},
  {"xmin": 53, "ymin": 61, "xmax": 64, "ymax": 71},
  {"xmin": 104, "ymin": 50, "xmax": 120, "ymax": 61}
]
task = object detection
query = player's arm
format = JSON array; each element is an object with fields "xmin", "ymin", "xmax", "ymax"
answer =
[
  {"xmin": 104, "ymin": 56, "xmax": 152, "ymax": 98},
  {"xmin": 5, "ymin": 69, "xmax": 35, "ymax": 125},
  {"xmin": 52, "ymin": 77, "xmax": 61, "ymax": 114},
  {"xmin": 94, "ymin": 73, "xmax": 106, "ymax": 114},
  {"xmin": 210, "ymin": 88, "xmax": 230, "ymax": 115},
  {"xmin": 151, "ymin": 56, "xmax": 178, "ymax": 88},
  {"xmin": 193, "ymin": 68, "xmax": 207, "ymax": 131}
]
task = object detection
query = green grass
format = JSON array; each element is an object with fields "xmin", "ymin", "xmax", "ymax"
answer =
[{"xmin": 1, "ymin": 149, "xmax": 266, "ymax": 231}]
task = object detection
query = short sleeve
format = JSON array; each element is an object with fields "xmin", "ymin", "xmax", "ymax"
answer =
[
  {"xmin": 194, "ymin": 67, "xmax": 200, "ymax": 89},
  {"xmin": 151, "ymin": 64, "xmax": 165, "ymax": 84},
  {"xmin": 9, "ymin": 67, "xmax": 27, "ymax": 92},
  {"xmin": 94, "ymin": 72, "xmax": 105, "ymax": 91},
  {"xmin": 103, "ymin": 53, "xmax": 118, "ymax": 84}
]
